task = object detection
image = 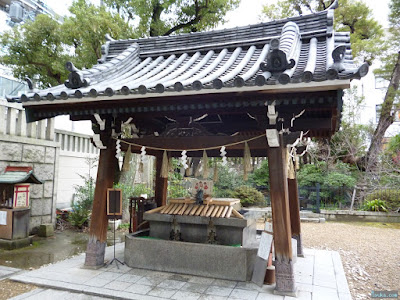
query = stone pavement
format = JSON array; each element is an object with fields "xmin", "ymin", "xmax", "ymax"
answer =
[
  {"xmin": 9, "ymin": 243, "xmax": 352, "ymax": 300},
  {"xmin": 0, "ymin": 265, "xmax": 21, "ymax": 279}
]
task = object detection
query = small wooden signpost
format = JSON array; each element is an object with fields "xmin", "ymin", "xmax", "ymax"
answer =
[{"xmin": 107, "ymin": 188, "xmax": 122, "ymax": 219}]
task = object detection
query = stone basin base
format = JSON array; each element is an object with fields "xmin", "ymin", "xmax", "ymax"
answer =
[{"xmin": 124, "ymin": 230, "xmax": 258, "ymax": 281}]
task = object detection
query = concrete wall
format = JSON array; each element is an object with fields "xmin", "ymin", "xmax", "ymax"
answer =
[
  {"xmin": 320, "ymin": 210, "xmax": 400, "ymax": 223},
  {"xmin": 0, "ymin": 102, "xmax": 58, "ymax": 233},
  {"xmin": 55, "ymin": 129, "xmax": 99, "ymax": 209}
]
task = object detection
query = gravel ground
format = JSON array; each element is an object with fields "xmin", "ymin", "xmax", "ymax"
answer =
[
  {"xmin": 301, "ymin": 222, "xmax": 400, "ymax": 300},
  {"xmin": 0, "ymin": 222, "xmax": 399, "ymax": 299},
  {"xmin": 0, "ymin": 279, "xmax": 36, "ymax": 300}
]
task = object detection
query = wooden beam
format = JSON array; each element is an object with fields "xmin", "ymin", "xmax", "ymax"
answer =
[
  {"xmin": 288, "ymin": 175, "xmax": 304, "ymax": 257},
  {"xmin": 155, "ymin": 151, "xmax": 168, "ymax": 207},
  {"xmin": 267, "ymin": 135, "xmax": 296, "ymax": 295},
  {"xmin": 85, "ymin": 138, "xmax": 117, "ymax": 267}
]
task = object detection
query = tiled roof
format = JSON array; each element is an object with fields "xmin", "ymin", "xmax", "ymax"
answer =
[
  {"xmin": 0, "ymin": 167, "xmax": 42, "ymax": 184},
  {"xmin": 9, "ymin": 7, "xmax": 368, "ymax": 104}
]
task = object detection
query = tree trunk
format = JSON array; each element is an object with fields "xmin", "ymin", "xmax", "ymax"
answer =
[{"xmin": 365, "ymin": 51, "xmax": 400, "ymax": 173}]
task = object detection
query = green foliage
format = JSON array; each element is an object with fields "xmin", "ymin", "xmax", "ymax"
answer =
[
  {"xmin": 231, "ymin": 185, "xmax": 265, "ymax": 207},
  {"xmin": 362, "ymin": 199, "xmax": 388, "ymax": 212},
  {"xmin": 0, "ymin": 0, "xmax": 134, "ymax": 87},
  {"xmin": 68, "ymin": 201, "xmax": 90, "ymax": 229},
  {"xmin": 114, "ymin": 182, "xmax": 152, "ymax": 208},
  {"xmin": 261, "ymin": 0, "xmax": 385, "ymax": 64},
  {"xmin": 386, "ymin": 134, "xmax": 400, "ymax": 166},
  {"xmin": 0, "ymin": 14, "xmax": 69, "ymax": 87},
  {"xmin": 365, "ymin": 189, "xmax": 400, "ymax": 212},
  {"xmin": 63, "ymin": 0, "xmax": 134, "ymax": 67},
  {"xmin": 104, "ymin": 0, "xmax": 240, "ymax": 37},
  {"xmin": 73, "ymin": 174, "xmax": 95, "ymax": 211},
  {"xmin": 249, "ymin": 159, "xmax": 269, "ymax": 188},
  {"xmin": 297, "ymin": 161, "xmax": 357, "ymax": 188},
  {"xmin": 213, "ymin": 164, "xmax": 245, "ymax": 197}
]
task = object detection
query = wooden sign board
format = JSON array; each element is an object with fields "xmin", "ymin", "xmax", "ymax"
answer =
[
  {"xmin": 107, "ymin": 189, "xmax": 122, "ymax": 219},
  {"xmin": 13, "ymin": 184, "xmax": 30, "ymax": 208}
]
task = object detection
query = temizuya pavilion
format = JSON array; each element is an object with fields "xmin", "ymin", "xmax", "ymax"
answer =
[{"xmin": 9, "ymin": 2, "xmax": 367, "ymax": 295}]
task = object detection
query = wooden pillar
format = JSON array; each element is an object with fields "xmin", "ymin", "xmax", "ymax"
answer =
[
  {"xmin": 288, "ymin": 175, "xmax": 304, "ymax": 257},
  {"xmin": 267, "ymin": 134, "xmax": 297, "ymax": 296},
  {"xmin": 85, "ymin": 138, "xmax": 117, "ymax": 267},
  {"xmin": 154, "ymin": 152, "xmax": 168, "ymax": 207}
]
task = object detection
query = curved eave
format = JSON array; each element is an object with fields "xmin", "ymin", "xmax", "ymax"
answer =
[
  {"xmin": 0, "ymin": 171, "xmax": 43, "ymax": 184},
  {"xmin": 19, "ymin": 80, "xmax": 350, "ymax": 108}
]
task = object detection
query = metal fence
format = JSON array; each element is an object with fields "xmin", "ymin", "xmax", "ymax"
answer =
[{"xmin": 298, "ymin": 184, "xmax": 354, "ymax": 212}]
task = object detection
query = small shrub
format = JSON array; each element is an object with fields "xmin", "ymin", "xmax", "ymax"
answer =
[
  {"xmin": 362, "ymin": 199, "xmax": 388, "ymax": 212},
  {"xmin": 365, "ymin": 189, "xmax": 400, "ymax": 212},
  {"xmin": 68, "ymin": 202, "xmax": 90, "ymax": 229},
  {"xmin": 232, "ymin": 185, "xmax": 265, "ymax": 207}
]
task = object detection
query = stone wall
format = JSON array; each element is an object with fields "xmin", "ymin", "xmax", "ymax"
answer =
[
  {"xmin": 0, "ymin": 134, "xmax": 59, "ymax": 233},
  {"xmin": 0, "ymin": 101, "xmax": 58, "ymax": 233}
]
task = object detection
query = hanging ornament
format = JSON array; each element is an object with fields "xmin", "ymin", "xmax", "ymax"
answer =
[
  {"xmin": 220, "ymin": 146, "xmax": 227, "ymax": 166},
  {"xmin": 202, "ymin": 150, "xmax": 209, "ymax": 179},
  {"xmin": 180, "ymin": 150, "xmax": 188, "ymax": 169},
  {"xmin": 122, "ymin": 145, "xmax": 132, "ymax": 172},
  {"xmin": 139, "ymin": 146, "xmax": 146, "ymax": 174},
  {"xmin": 115, "ymin": 139, "xmax": 121, "ymax": 159},
  {"xmin": 194, "ymin": 161, "xmax": 201, "ymax": 177},
  {"xmin": 213, "ymin": 160, "xmax": 219, "ymax": 183},
  {"xmin": 161, "ymin": 150, "xmax": 169, "ymax": 178},
  {"xmin": 243, "ymin": 142, "xmax": 252, "ymax": 181}
]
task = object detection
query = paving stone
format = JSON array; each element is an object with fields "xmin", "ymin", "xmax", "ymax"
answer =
[
  {"xmin": 285, "ymin": 290, "xmax": 312, "ymax": 300},
  {"xmin": 338, "ymin": 292, "xmax": 352, "ymax": 300},
  {"xmin": 148, "ymin": 287, "xmax": 177, "ymax": 298},
  {"xmin": 136, "ymin": 276, "xmax": 164, "ymax": 286},
  {"xmin": 103, "ymin": 280, "xmax": 132, "ymax": 290},
  {"xmin": 235, "ymin": 282, "xmax": 262, "ymax": 291},
  {"xmin": 83, "ymin": 278, "xmax": 111, "ymax": 287},
  {"xmin": 171, "ymin": 290, "xmax": 202, "ymax": 300},
  {"xmin": 117, "ymin": 273, "xmax": 142, "ymax": 283},
  {"xmin": 9, "ymin": 288, "xmax": 44, "ymax": 300},
  {"xmin": 188, "ymin": 276, "xmax": 215, "ymax": 285},
  {"xmin": 255, "ymin": 293, "xmax": 284, "ymax": 300},
  {"xmin": 170, "ymin": 274, "xmax": 192, "ymax": 282},
  {"xmin": 125, "ymin": 283, "xmax": 154, "ymax": 294},
  {"xmin": 128, "ymin": 268, "xmax": 154, "ymax": 277},
  {"xmin": 198, "ymin": 295, "xmax": 228, "ymax": 300},
  {"xmin": 205, "ymin": 286, "xmax": 234, "ymax": 297},
  {"xmin": 157, "ymin": 279, "xmax": 187, "ymax": 289},
  {"xmin": 211, "ymin": 279, "xmax": 237, "ymax": 288},
  {"xmin": 181, "ymin": 282, "xmax": 209, "ymax": 293},
  {"xmin": 95, "ymin": 271, "xmax": 123, "ymax": 281},
  {"xmin": 229, "ymin": 288, "xmax": 259, "ymax": 300}
]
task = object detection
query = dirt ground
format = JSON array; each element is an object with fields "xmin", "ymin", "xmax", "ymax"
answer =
[
  {"xmin": 301, "ymin": 222, "xmax": 400, "ymax": 300},
  {"xmin": 0, "ymin": 222, "xmax": 399, "ymax": 299}
]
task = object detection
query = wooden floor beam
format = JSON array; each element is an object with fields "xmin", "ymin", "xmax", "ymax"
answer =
[
  {"xmin": 85, "ymin": 138, "xmax": 117, "ymax": 267},
  {"xmin": 267, "ymin": 134, "xmax": 297, "ymax": 295}
]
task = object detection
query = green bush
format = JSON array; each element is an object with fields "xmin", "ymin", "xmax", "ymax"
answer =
[
  {"xmin": 73, "ymin": 174, "xmax": 95, "ymax": 210},
  {"xmin": 231, "ymin": 185, "xmax": 265, "ymax": 207},
  {"xmin": 365, "ymin": 190, "xmax": 400, "ymax": 212},
  {"xmin": 362, "ymin": 199, "xmax": 388, "ymax": 212},
  {"xmin": 68, "ymin": 202, "xmax": 90, "ymax": 229}
]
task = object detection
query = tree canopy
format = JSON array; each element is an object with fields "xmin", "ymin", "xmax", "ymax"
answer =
[
  {"xmin": 262, "ymin": 0, "xmax": 384, "ymax": 64},
  {"xmin": 0, "ymin": 0, "xmax": 133, "ymax": 87},
  {"xmin": 103, "ymin": 0, "xmax": 240, "ymax": 37}
]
